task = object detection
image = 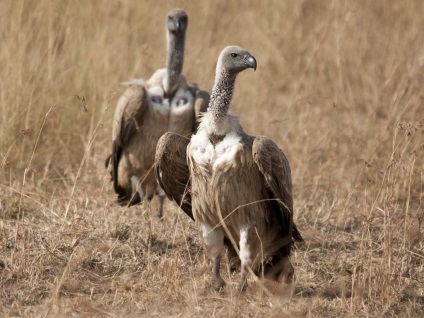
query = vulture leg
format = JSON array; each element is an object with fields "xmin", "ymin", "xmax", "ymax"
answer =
[
  {"xmin": 150, "ymin": 195, "xmax": 164, "ymax": 219},
  {"xmin": 237, "ymin": 227, "xmax": 252, "ymax": 293},
  {"xmin": 151, "ymin": 185, "xmax": 166, "ymax": 219},
  {"xmin": 201, "ymin": 223, "xmax": 225, "ymax": 291},
  {"xmin": 212, "ymin": 254, "xmax": 225, "ymax": 291},
  {"xmin": 225, "ymin": 238, "xmax": 240, "ymax": 273},
  {"xmin": 130, "ymin": 176, "xmax": 144, "ymax": 202}
]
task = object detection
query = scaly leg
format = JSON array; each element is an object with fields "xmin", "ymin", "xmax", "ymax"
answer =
[
  {"xmin": 224, "ymin": 238, "xmax": 240, "ymax": 273},
  {"xmin": 201, "ymin": 223, "xmax": 225, "ymax": 291},
  {"xmin": 152, "ymin": 185, "xmax": 166, "ymax": 219}
]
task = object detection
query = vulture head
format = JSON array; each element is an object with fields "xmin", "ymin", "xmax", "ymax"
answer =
[
  {"xmin": 217, "ymin": 46, "xmax": 257, "ymax": 77},
  {"xmin": 166, "ymin": 8, "xmax": 188, "ymax": 34}
]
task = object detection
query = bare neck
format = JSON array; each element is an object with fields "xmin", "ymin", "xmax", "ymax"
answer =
[
  {"xmin": 208, "ymin": 70, "xmax": 236, "ymax": 120},
  {"xmin": 204, "ymin": 70, "xmax": 238, "ymax": 136},
  {"xmin": 165, "ymin": 31, "xmax": 185, "ymax": 96}
]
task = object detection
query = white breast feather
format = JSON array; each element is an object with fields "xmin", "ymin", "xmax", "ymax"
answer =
[
  {"xmin": 191, "ymin": 129, "xmax": 242, "ymax": 170},
  {"xmin": 213, "ymin": 131, "xmax": 242, "ymax": 170},
  {"xmin": 190, "ymin": 130, "xmax": 215, "ymax": 166},
  {"xmin": 170, "ymin": 87, "xmax": 193, "ymax": 115},
  {"xmin": 147, "ymin": 85, "xmax": 170, "ymax": 115}
]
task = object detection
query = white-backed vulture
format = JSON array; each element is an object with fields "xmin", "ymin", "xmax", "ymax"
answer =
[
  {"xmin": 107, "ymin": 8, "xmax": 209, "ymax": 218},
  {"xmin": 155, "ymin": 46, "xmax": 303, "ymax": 291}
]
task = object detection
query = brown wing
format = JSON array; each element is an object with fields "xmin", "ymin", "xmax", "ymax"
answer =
[
  {"xmin": 111, "ymin": 84, "xmax": 148, "ymax": 196},
  {"xmin": 252, "ymin": 136, "xmax": 303, "ymax": 242},
  {"xmin": 155, "ymin": 132, "xmax": 194, "ymax": 220},
  {"xmin": 192, "ymin": 89, "xmax": 210, "ymax": 132}
]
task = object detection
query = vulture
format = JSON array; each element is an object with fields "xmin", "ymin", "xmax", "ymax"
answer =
[
  {"xmin": 107, "ymin": 8, "xmax": 209, "ymax": 218},
  {"xmin": 155, "ymin": 46, "xmax": 303, "ymax": 292}
]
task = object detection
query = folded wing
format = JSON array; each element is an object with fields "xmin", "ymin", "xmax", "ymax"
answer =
[
  {"xmin": 111, "ymin": 84, "xmax": 148, "ymax": 203},
  {"xmin": 155, "ymin": 132, "xmax": 194, "ymax": 220},
  {"xmin": 253, "ymin": 136, "xmax": 303, "ymax": 242}
]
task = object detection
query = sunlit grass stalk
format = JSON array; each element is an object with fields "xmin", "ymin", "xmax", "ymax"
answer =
[
  {"xmin": 64, "ymin": 101, "xmax": 111, "ymax": 219},
  {"xmin": 12, "ymin": 106, "xmax": 54, "ymax": 264}
]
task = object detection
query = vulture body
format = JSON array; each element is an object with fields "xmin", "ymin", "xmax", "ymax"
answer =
[
  {"xmin": 108, "ymin": 8, "xmax": 208, "ymax": 217},
  {"xmin": 155, "ymin": 46, "xmax": 302, "ymax": 291}
]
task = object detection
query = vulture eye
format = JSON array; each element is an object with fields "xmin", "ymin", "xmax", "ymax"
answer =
[
  {"xmin": 176, "ymin": 97, "xmax": 188, "ymax": 106},
  {"xmin": 151, "ymin": 95, "xmax": 163, "ymax": 104},
  {"xmin": 230, "ymin": 53, "xmax": 238, "ymax": 58}
]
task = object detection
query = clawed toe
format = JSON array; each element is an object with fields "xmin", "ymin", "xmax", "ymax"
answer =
[
  {"xmin": 236, "ymin": 281, "xmax": 247, "ymax": 294},
  {"xmin": 229, "ymin": 257, "xmax": 241, "ymax": 273},
  {"xmin": 152, "ymin": 213, "xmax": 163, "ymax": 221}
]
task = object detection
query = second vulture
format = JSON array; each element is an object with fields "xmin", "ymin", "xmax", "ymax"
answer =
[{"xmin": 107, "ymin": 8, "xmax": 209, "ymax": 218}]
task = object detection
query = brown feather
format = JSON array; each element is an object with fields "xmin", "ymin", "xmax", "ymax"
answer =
[
  {"xmin": 252, "ymin": 135, "xmax": 293, "ymax": 239},
  {"xmin": 106, "ymin": 8, "xmax": 209, "ymax": 215},
  {"xmin": 193, "ymin": 89, "xmax": 210, "ymax": 131},
  {"xmin": 168, "ymin": 80, "xmax": 210, "ymax": 137},
  {"xmin": 155, "ymin": 132, "xmax": 193, "ymax": 220},
  {"xmin": 111, "ymin": 80, "xmax": 169, "ymax": 206},
  {"xmin": 181, "ymin": 46, "xmax": 302, "ymax": 289}
]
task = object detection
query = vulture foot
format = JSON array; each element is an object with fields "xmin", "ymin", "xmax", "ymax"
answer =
[
  {"xmin": 150, "ymin": 194, "xmax": 165, "ymax": 220},
  {"xmin": 225, "ymin": 239, "xmax": 240, "ymax": 273},
  {"xmin": 212, "ymin": 276, "xmax": 226, "ymax": 292},
  {"xmin": 236, "ymin": 281, "xmax": 247, "ymax": 294}
]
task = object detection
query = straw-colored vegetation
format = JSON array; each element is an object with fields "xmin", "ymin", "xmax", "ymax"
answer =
[{"xmin": 1, "ymin": 0, "xmax": 423, "ymax": 317}]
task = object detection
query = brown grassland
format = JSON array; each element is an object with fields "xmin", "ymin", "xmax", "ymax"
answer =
[{"xmin": 1, "ymin": 0, "xmax": 423, "ymax": 317}]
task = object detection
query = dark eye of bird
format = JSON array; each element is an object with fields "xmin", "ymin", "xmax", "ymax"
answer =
[
  {"xmin": 231, "ymin": 53, "xmax": 238, "ymax": 58},
  {"xmin": 176, "ymin": 97, "xmax": 188, "ymax": 106},
  {"xmin": 151, "ymin": 95, "xmax": 163, "ymax": 104}
]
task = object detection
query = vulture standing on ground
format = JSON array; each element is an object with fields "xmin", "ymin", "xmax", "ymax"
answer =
[
  {"xmin": 155, "ymin": 46, "xmax": 303, "ymax": 291},
  {"xmin": 107, "ymin": 8, "xmax": 209, "ymax": 218}
]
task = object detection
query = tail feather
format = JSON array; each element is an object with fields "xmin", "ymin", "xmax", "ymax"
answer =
[
  {"xmin": 292, "ymin": 222, "xmax": 304, "ymax": 243},
  {"xmin": 105, "ymin": 154, "xmax": 112, "ymax": 169},
  {"xmin": 104, "ymin": 154, "xmax": 113, "ymax": 181}
]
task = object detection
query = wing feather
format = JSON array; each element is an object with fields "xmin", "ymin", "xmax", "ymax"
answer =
[
  {"xmin": 252, "ymin": 136, "xmax": 302, "ymax": 242},
  {"xmin": 192, "ymin": 89, "xmax": 210, "ymax": 132},
  {"xmin": 111, "ymin": 84, "xmax": 148, "ymax": 196},
  {"xmin": 155, "ymin": 132, "xmax": 194, "ymax": 220}
]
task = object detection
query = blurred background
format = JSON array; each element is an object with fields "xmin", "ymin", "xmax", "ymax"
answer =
[{"xmin": 0, "ymin": 0, "xmax": 423, "ymax": 316}]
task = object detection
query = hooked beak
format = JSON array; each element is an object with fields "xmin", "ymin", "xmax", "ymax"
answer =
[
  {"xmin": 175, "ymin": 20, "xmax": 181, "ymax": 32},
  {"xmin": 245, "ymin": 54, "xmax": 257, "ymax": 71}
]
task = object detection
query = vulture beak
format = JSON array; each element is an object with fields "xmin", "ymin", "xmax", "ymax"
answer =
[
  {"xmin": 175, "ymin": 20, "xmax": 181, "ymax": 32},
  {"xmin": 245, "ymin": 54, "xmax": 257, "ymax": 71}
]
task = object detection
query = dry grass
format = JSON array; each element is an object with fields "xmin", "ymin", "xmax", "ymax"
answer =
[{"xmin": 1, "ymin": 0, "xmax": 423, "ymax": 317}]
